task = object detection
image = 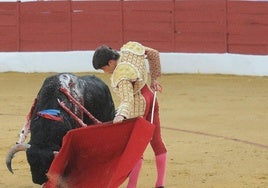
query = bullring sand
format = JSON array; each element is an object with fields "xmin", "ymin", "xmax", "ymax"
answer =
[{"xmin": 0, "ymin": 72, "xmax": 267, "ymax": 188}]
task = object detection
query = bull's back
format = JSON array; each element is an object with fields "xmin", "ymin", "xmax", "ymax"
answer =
[{"xmin": 79, "ymin": 75, "xmax": 115, "ymax": 124}]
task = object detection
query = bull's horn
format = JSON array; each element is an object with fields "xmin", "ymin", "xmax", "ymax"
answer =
[{"xmin": 6, "ymin": 143, "xmax": 31, "ymax": 174}]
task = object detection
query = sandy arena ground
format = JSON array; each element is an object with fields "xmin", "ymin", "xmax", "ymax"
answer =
[{"xmin": 0, "ymin": 72, "xmax": 268, "ymax": 188}]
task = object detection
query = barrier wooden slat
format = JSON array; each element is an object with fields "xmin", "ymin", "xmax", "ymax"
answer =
[
  {"xmin": 21, "ymin": 23, "xmax": 70, "ymax": 35},
  {"xmin": 175, "ymin": 10, "xmax": 225, "ymax": 23},
  {"xmin": 125, "ymin": 30, "xmax": 172, "ymax": 42},
  {"xmin": 71, "ymin": 1, "xmax": 122, "ymax": 50},
  {"xmin": 229, "ymin": 35, "xmax": 268, "ymax": 45},
  {"xmin": 20, "ymin": 1, "xmax": 71, "ymax": 51},
  {"xmin": 174, "ymin": 0, "xmax": 226, "ymax": 53},
  {"xmin": 176, "ymin": 23, "xmax": 225, "ymax": 33},
  {"xmin": 176, "ymin": 42, "xmax": 226, "ymax": 53},
  {"xmin": 228, "ymin": 14, "xmax": 268, "ymax": 25},
  {"xmin": 228, "ymin": 0, "xmax": 268, "ymax": 14},
  {"xmin": 0, "ymin": 3, "xmax": 18, "ymax": 25},
  {"xmin": 0, "ymin": 26, "xmax": 18, "ymax": 50},
  {"xmin": 176, "ymin": 33, "xmax": 226, "ymax": 43},
  {"xmin": 228, "ymin": 25, "xmax": 268, "ymax": 37},
  {"xmin": 227, "ymin": 0, "xmax": 268, "ymax": 54},
  {"xmin": 174, "ymin": 0, "xmax": 226, "ymax": 23},
  {"xmin": 228, "ymin": 44, "xmax": 268, "ymax": 55},
  {"xmin": 123, "ymin": 1, "xmax": 174, "ymax": 52},
  {"xmin": 175, "ymin": 0, "xmax": 225, "ymax": 10},
  {"xmin": 0, "ymin": 2, "xmax": 19, "ymax": 51}
]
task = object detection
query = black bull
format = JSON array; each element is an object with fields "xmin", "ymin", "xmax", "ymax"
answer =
[{"xmin": 6, "ymin": 73, "xmax": 115, "ymax": 185}]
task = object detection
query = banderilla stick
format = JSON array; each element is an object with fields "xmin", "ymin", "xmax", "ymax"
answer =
[
  {"xmin": 57, "ymin": 99, "xmax": 88, "ymax": 127},
  {"xmin": 60, "ymin": 87, "xmax": 102, "ymax": 124}
]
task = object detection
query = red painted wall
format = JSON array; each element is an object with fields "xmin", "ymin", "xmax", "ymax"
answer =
[
  {"xmin": 0, "ymin": 0, "xmax": 267, "ymax": 54},
  {"xmin": 123, "ymin": 0, "xmax": 174, "ymax": 52},
  {"xmin": 0, "ymin": 2, "xmax": 19, "ymax": 51},
  {"xmin": 174, "ymin": 0, "xmax": 227, "ymax": 53},
  {"xmin": 71, "ymin": 1, "xmax": 123, "ymax": 50},
  {"xmin": 20, "ymin": 1, "xmax": 71, "ymax": 51},
  {"xmin": 227, "ymin": 0, "xmax": 268, "ymax": 54}
]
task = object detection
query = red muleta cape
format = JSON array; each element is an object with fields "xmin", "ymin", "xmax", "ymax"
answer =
[{"xmin": 44, "ymin": 117, "xmax": 155, "ymax": 188}]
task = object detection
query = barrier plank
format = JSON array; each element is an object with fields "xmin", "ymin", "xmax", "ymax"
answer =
[
  {"xmin": 228, "ymin": 25, "xmax": 268, "ymax": 37},
  {"xmin": 174, "ymin": 0, "xmax": 227, "ymax": 53},
  {"xmin": 228, "ymin": 0, "xmax": 268, "ymax": 14},
  {"xmin": 176, "ymin": 33, "xmax": 225, "ymax": 43},
  {"xmin": 227, "ymin": 0, "xmax": 268, "ymax": 54},
  {"xmin": 175, "ymin": 42, "xmax": 226, "ymax": 53},
  {"xmin": 228, "ymin": 44, "xmax": 268, "ymax": 55},
  {"xmin": 229, "ymin": 35, "xmax": 268, "ymax": 45},
  {"xmin": 71, "ymin": 1, "xmax": 122, "ymax": 50},
  {"xmin": 0, "ymin": 2, "xmax": 19, "ymax": 51},
  {"xmin": 123, "ymin": 1, "xmax": 174, "ymax": 52},
  {"xmin": 228, "ymin": 14, "xmax": 268, "ymax": 25},
  {"xmin": 19, "ymin": 1, "xmax": 71, "ymax": 51}
]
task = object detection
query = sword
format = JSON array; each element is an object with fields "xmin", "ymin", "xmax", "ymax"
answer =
[{"xmin": 150, "ymin": 91, "xmax": 157, "ymax": 124}]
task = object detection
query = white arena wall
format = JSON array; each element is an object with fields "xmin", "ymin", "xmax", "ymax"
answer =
[{"xmin": 0, "ymin": 51, "xmax": 268, "ymax": 76}]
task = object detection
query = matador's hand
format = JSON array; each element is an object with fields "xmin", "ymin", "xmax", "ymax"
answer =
[
  {"xmin": 113, "ymin": 115, "xmax": 125, "ymax": 123},
  {"xmin": 151, "ymin": 80, "xmax": 162, "ymax": 92}
]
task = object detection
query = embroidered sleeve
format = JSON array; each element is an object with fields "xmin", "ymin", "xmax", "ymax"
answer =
[
  {"xmin": 145, "ymin": 46, "xmax": 161, "ymax": 82},
  {"xmin": 116, "ymin": 79, "xmax": 134, "ymax": 119}
]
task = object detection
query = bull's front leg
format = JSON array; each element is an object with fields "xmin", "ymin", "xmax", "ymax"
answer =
[{"xmin": 17, "ymin": 98, "xmax": 37, "ymax": 144}]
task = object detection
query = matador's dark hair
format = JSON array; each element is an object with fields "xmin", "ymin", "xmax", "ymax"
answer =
[{"xmin": 92, "ymin": 45, "xmax": 120, "ymax": 70}]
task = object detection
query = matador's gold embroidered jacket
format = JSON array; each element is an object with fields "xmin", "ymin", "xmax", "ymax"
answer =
[{"xmin": 111, "ymin": 41, "xmax": 161, "ymax": 118}]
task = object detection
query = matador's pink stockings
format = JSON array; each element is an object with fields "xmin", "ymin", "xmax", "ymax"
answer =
[
  {"xmin": 126, "ymin": 153, "xmax": 167, "ymax": 188},
  {"xmin": 155, "ymin": 153, "xmax": 167, "ymax": 187},
  {"xmin": 126, "ymin": 159, "xmax": 143, "ymax": 188}
]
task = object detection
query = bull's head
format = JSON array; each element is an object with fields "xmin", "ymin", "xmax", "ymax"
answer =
[{"xmin": 5, "ymin": 73, "xmax": 77, "ymax": 185}]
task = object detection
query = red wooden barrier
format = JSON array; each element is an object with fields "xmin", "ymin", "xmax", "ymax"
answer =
[
  {"xmin": 0, "ymin": 2, "xmax": 19, "ymax": 51},
  {"xmin": 0, "ymin": 0, "xmax": 267, "ymax": 55},
  {"xmin": 71, "ymin": 1, "xmax": 123, "ymax": 50},
  {"xmin": 174, "ymin": 0, "xmax": 227, "ymax": 53},
  {"xmin": 227, "ymin": 0, "xmax": 268, "ymax": 55},
  {"xmin": 123, "ymin": 0, "xmax": 174, "ymax": 52},
  {"xmin": 19, "ymin": 1, "xmax": 71, "ymax": 51}
]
